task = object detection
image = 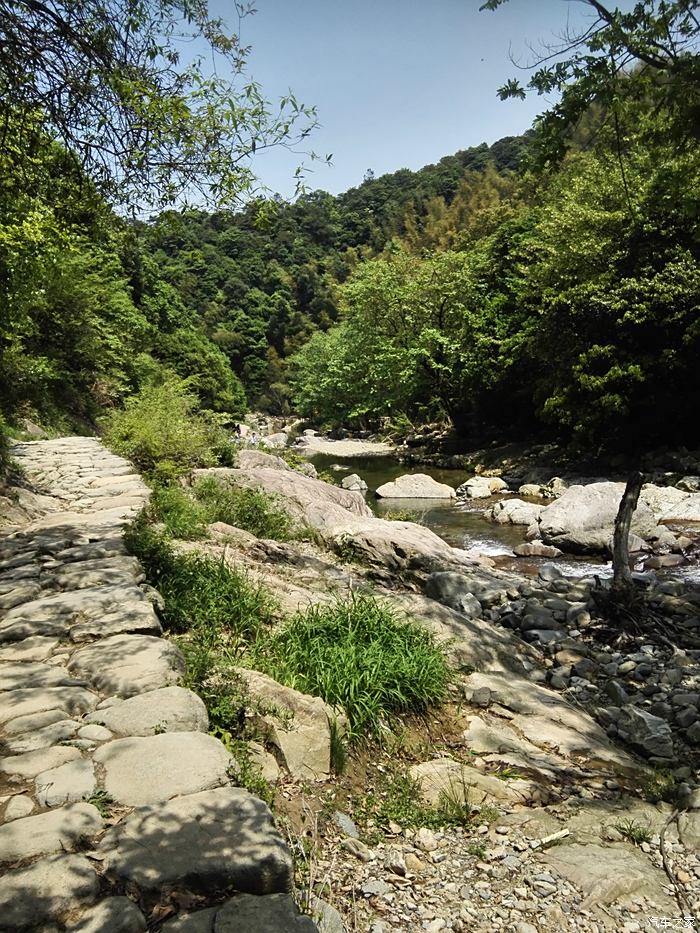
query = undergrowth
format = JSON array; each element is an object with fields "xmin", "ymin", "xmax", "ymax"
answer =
[{"xmin": 248, "ymin": 594, "xmax": 450, "ymax": 741}]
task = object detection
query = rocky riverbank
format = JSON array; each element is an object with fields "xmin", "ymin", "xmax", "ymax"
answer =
[{"xmin": 2, "ymin": 439, "xmax": 699, "ymax": 932}]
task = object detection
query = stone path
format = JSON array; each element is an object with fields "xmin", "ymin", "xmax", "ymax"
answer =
[{"xmin": 0, "ymin": 438, "xmax": 315, "ymax": 932}]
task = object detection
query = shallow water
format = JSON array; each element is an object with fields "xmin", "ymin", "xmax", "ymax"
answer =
[{"xmin": 306, "ymin": 452, "xmax": 699, "ymax": 584}]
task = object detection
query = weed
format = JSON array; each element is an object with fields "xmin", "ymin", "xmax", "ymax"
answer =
[
  {"xmin": 85, "ymin": 789, "xmax": 115, "ymax": 818},
  {"xmin": 249, "ymin": 594, "xmax": 450, "ymax": 741},
  {"xmin": 149, "ymin": 484, "xmax": 209, "ymax": 539},
  {"xmin": 466, "ymin": 840, "xmax": 487, "ymax": 859},
  {"xmin": 494, "ymin": 766, "xmax": 525, "ymax": 781},
  {"xmin": 614, "ymin": 818, "xmax": 652, "ymax": 845},
  {"xmin": 193, "ymin": 476, "xmax": 295, "ymax": 541},
  {"xmin": 383, "ymin": 508, "xmax": 423, "ymax": 523},
  {"xmin": 477, "ymin": 804, "xmax": 500, "ymax": 824},
  {"xmin": 642, "ymin": 768, "xmax": 677, "ymax": 804},
  {"xmin": 126, "ymin": 518, "xmax": 276, "ymax": 640}
]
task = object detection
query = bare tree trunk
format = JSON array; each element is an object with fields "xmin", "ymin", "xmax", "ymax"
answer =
[{"xmin": 611, "ymin": 471, "xmax": 644, "ymax": 599}]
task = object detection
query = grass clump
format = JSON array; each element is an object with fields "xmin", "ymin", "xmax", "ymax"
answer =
[
  {"xmin": 250, "ymin": 594, "xmax": 450, "ymax": 741},
  {"xmin": 614, "ymin": 817, "xmax": 652, "ymax": 845},
  {"xmin": 149, "ymin": 485, "xmax": 209, "ymax": 539},
  {"xmin": 193, "ymin": 476, "xmax": 294, "ymax": 541},
  {"xmin": 125, "ymin": 518, "xmax": 275, "ymax": 640}
]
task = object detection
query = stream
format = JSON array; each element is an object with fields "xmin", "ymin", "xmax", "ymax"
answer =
[{"xmin": 307, "ymin": 452, "xmax": 700, "ymax": 585}]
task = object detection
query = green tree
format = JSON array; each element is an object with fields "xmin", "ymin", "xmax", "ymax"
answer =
[{"xmin": 0, "ymin": 0, "xmax": 321, "ymax": 208}]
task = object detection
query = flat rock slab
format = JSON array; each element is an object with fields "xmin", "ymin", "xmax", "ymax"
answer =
[
  {"xmin": 214, "ymin": 894, "xmax": 319, "ymax": 932},
  {"xmin": 0, "ymin": 802, "xmax": 103, "ymax": 863},
  {"xmin": 0, "ymin": 854, "xmax": 99, "ymax": 932},
  {"xmin": 4, "ymin": 717, "xmax": 81, "ymax": 754},
  {"xmin": 0, "ymin": 636, "xmax": 60, "ymax": 662},
  {"xmin": 0, "ymin": 660, "xmax": 79, "ymax": 691},
  {"xmin": 67, "ymin": 897, "xmax": 147, "ymax": 933},
  {"xmin": 2, "ymin": 583, "xmax": 149, "ymax": 623},
  {"xmin": 464, "ymin": 671, "xmax": 643, "ymax": 776},
  {"xmin": 68, "ymin": 633, "xmax": 185, "ymax": 697},
  {"xmin": 35, "ymin": 758, "xmax": 96, "ymax": 807},
  {"xmin": 69, "ymin": 602, "xmax": 163, "ymax": 642},
  {"xmin": 0, "ymin": 745, "xmax": 82, "ymax": 780},
  {"xmin": 85, "ymin": 686, "xmax": 208, "ymax": 736},
  {"xmin": 101, "ymin": 786, "xmax": 292, "ymax": 894},
  {"xmin": 0, "ymin": 686, "xmax": 98, "ymax": 724},
  {"xmin": 409, "ymin": 758, "xmax": 527, "ymax": 807},
  {"xmin": 93, "ymin": 732, "xmax": 233, "ymax": 806},
  {"xmin": 540, "ymin": 843, "xmax": 675, "ymax": 912}
]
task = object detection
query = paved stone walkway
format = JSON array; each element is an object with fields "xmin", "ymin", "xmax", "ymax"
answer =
[{"xmin": 0, "ymin": 438, "xmax": 316, "ymax": 932}]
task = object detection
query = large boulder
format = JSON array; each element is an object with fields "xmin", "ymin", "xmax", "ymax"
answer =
[
  {"xmin": 640, "ymin": 483, "xmax": 700, "ymax": 522},
  {"xmin": 538, "ymin": 482, "xmax": 660, "ymax": 553},
  {"xmin": 485, "ymin": 499, "xmax": 544, "ymax": 526},
  {"xmin": 457, "ymin": 476, "xmax": 507, "ymax": 499},
  {"xmin": 375, "ymin": 473, "xmax": 455, "ymax": 499}
]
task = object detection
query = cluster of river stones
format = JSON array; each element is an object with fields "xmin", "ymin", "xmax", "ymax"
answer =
[
  {"xmin": 0, "ymin": 438, "xmax": 319, "ymax": 933},
  {"xmin": 2, "ymin": 436, "xmax": 700, "ymax": 932}
]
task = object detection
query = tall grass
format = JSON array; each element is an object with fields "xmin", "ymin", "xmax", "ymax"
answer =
[
  {"xmin": 194, "ymin": 476, "xmax": 294, "ymax": 541},
  {"xmin": 249, "ymin": 594, "xmax": 450, "ymax": 740},
  {"xmin": 125, "ymin": 518, "xmax": 275, "ymax": 640}
]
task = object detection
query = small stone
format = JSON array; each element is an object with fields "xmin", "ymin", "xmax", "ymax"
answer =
[
  {"xmin": 385, "ymin": 848, "xmax": 407, "ymax": 876},
  {"xmin": 415, "ymin": 827, "xmax": 439, "ymax": 852},
  {"xmin": 333, "ymin": 810, "xmax": 359, "ymax": 838},
  {"xmin": 361, "ymin": 880, "xmax": 393, "ymax": 897},
  {"xmin": 3, "ymin": 795, "xmax": 34, "ymax": 821},
  {"xmin": 77, "ymin": 724, "xmax": 113, "ymax": 742},
  {"xmin": 404, "ymin": 852, "xmax": 425, "ymax": 872}
]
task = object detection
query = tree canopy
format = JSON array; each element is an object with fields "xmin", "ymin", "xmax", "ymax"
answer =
[{"xmin": 0, "ymin": 0, "xmax": 320, "ymax": 209}]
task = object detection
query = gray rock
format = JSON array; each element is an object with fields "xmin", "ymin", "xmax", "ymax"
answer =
[
  {"xmin": 485, "ymin": 499, "xmax": 544, "ymax": 526},
  {"xmin": 0, "ymin": 635, "xmax": 59, "ymax": 661},
  {"xmin": 687, "ymin": 721, "xmax": 700, "ymax": 745},
  {"xmin": 240, "ymin": 669, "xmax": 339, "ymax": 780},
  {"xmin": 617, "ymin": 706, "xmax": 674, "ymax": 758},
  {"xmin": 0, "ymin": 855, "xmax": 99, "ymax": 931},
  {"xmin": 215, "ymin": 894, "xmax": 318, "ymax": 932},
  {"xmin": 4, "ymin": 717, "xmax": 81, "ymax": 754},
  {"xmin": 456, "ymin": 477, "xmax": 493, "ymax": 499},
  {"xmin": 35, "ymin": 758, "xmax": 96, "ymax": 807},
  {"xmin": 333, "ymin": 811, "xmax": 359, "ymax": 838},
  {"xmin": 68, "ymin": 633, "xmax": 185, "ymax": 697},
  {"xmin": 539, "ymin": 482, "xmax": 660, "ymax": 553},
  {"xmin": 309, "ymin": 896, "xmax": 346, "ymax": 933},
  {"xmin": 69, "ymin": 602, "xmax": 163, "ymax": 641},
  {"xmin": 3, "ymin": 706, "xmax": 68, "ymax": 735},
  {"xmin": 84, "ymin": 686, "xmax": 208, "ymax": 736},
  {"xmin": 513, "ymin": 542, "xmax": 563, "ymax": 558},
  {"xmin": 375, "ymin": 473, "xmax": 455, "ymax": 499},
  {"xmin": 93, "ymin": 732, "xmax": 234, "ymax": 806},
  {"xmin": 77, "ymin": 724, "xmax": 113, "ymax": 742},
  {"xmin": 340, "ymin": 473, "xmax": 368, "ymax": 491},
  {"xmin": 0, "ymin": 744, "xmax": 82, "ymax": 779},
  {"xmin": 425, "ymin": 572, "xmax": 483, "ymax": 618},
  {"xmin": 0, "ymin": 686, "xmax": 98, "ymax": 724},
  {"xmin": 101, "ymin": 786, "xmax": 292, "ymax": 895},
  {"xmin": 68, "ymin": 897, "xmax": 147, "ymax": 933},
  {"xmin": 162, "ymin": 908, "xmax": 219, "ymax": 932},
  {"xmin": 0, "ymin": 802, "xmax": 103, "ymax": 863}
]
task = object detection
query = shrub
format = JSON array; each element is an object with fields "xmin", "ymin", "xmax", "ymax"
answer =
[
  {"xmin": 250, "ymin": 594, "xmax": 450, "ymax": 740},
  {"xmin": 193, "ymin": 476, "xmax": 294, "ymax": 541},
  {"xmin": 102, "ymin": 374, "xmax": 235, "ymax": 478}
]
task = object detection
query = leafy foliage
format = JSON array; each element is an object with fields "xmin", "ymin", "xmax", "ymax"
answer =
[
  {"xmin": 102, "ymin": 375, "xmax": 231, "ymax": 480},
  {"xmin": 0, "ymin": 0, "xmax": 319, "ymax": 208},
  {"xmin": 249, "ymin": 595, "xmax": 451, "ymax": 741},
  {"xmin": 193, "ymin": 477, "xmax": 296, "ymax": 541}
]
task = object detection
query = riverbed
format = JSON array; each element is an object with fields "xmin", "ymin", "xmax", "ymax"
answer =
[{"xmin": 307, "ymin": 452, "xmax": 700, "ymax": 585}]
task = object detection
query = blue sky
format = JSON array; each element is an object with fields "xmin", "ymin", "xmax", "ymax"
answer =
[{"xmin": 209, "ymin": 0, "xmax": 627, "ymax": 197}]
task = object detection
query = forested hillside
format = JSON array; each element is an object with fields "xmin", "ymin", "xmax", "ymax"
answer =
[{"xmin": 1, "ymin": 0, "xmax": 698, "ymax": 456}]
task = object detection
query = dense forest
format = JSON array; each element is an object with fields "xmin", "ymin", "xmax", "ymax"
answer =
[{"xmin": 1, "ymin": 0, "xmax": 699, "ymax": 455}]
